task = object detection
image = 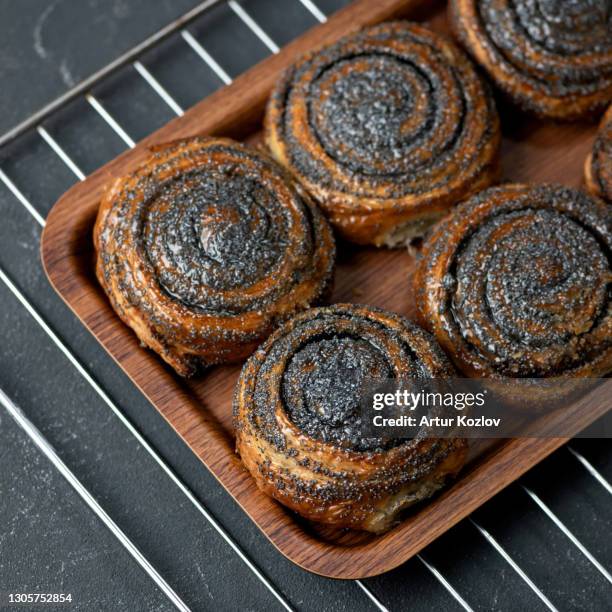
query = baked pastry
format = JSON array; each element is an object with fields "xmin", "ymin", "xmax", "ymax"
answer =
[
  {"xmin": 415, "ymin": 184, "xmax": 612, "ymax": 380},
  {"xmin": 94, "ymin": 137, "xmax": 335, "ymax": 376},
  {"xmin": 265, "ymin": 21, "xmax": 500, "ymax": 247},
  {"xmin": 450, "ymin": 0, "xmax": 612, "ymax": 120},
  {"xmin": 233, "ymin": 304, "xmax": 467, "ymax": 533},
  {"xmin": 585, "ymin": 104, "xmax": 612, "ymax": 203}
]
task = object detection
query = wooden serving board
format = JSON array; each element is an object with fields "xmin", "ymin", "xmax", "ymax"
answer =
[{"xmin": 41, "ymin": 0, "xmax": 605, "ymax": 578}]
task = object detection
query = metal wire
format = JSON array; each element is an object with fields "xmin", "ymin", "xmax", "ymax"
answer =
[
  {"xmin": 133, "ymin": 61, "xmax": 185, "ymax": 116},
  {"xmin": 181, "ymin": 30, "xmax": 232, "ymax": 85},
  {"xmin": 0, "ymin": 168, "xmax": 46, "ymax": 226},
  {"xmin": 355, "ymin": 581, "xmax": 389, "ymax": 612},
  {"xmin": 37, "ymin": 126, "xmax": 86, "ymax": 180},
  {"xmin": 417, "ymin": 555, "xmax": 474, "ymax": 612},
  {"xmin": 0, "ymin": 386, "xmax": 192, "ymax": 612},
  {"xmin": 469, "ymin": 519, "xmax": 558, "ymax": 611},
  {"xmin": 0, "ymin": 0, "xmax": 223, "ymax": 147},
  {"xmin": 522, "ymin": 485, "xmax": 612, "ymax": 586},
  {"xmin": 298, "ymin": 0, "xmax": 327, "ymax": 23},
  {"xmin": 0, "ymin": 263, "xmax": 293, "ymax": 612},
  {"xmin": 567, "ymin": 447, "xmax": 612, "ymax": 495},
  {"xmin": 86, "ymin": 94, "xmax": 136, "ymax": 148},
  {"xmin": 228, "ymin": 1, "xmax": 280, "ymax": 53},
  {"xmin": 0, "ymin": 0, "xmax": 608, "ymax": 609}
]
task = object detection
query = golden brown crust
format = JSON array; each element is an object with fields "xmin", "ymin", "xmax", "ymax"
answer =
[
  {"xmin": 414, "ymin": 184, "xmax": 612, "ymax": 379},
  {"xmin": 585, "ymin": 104, "xmax": 612, "ymax": 202},
  {"xmin": 233, "ymin": 304, "xmax": 467, "ymax": 533},
  {"xmin": 450, "ymin": 0, "xmax": 612, "ymax": 120},
  {"xmin": 94, "ymin": 137, "xmax": 335, "ymax": 376},
  {"xmin": 265, "ymin": 21, "xmax": 500, "ymax": 247}
]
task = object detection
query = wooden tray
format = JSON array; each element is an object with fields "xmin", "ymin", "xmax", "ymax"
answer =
[{"xmin": 41, "ymin": 0, "xmax": 605, "ymax": 579}]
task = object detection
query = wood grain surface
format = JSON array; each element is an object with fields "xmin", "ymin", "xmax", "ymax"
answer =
[{"xmin": 41, "ymin": 0, "xmax": 606, "ymax": 578}]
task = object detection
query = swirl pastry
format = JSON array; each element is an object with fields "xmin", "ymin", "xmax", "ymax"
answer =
[
  {"xmin": 414, "ymin": 184, "xmax": 612, "ymax": 380},
  {"xmin": 450, "ymin": 0, "xmax": 612, "ymax": 120},
  {"xmin": 233, "ymin": 304, "xmax": 467, "ymax": 533},
  {"xmin": 585, "ymin": 104, "xmax": 612, "ymax": 203},
  {"xmin": 94, "ymin": 137, "xmax": 335, "ymax": 376},
  {"xmin": 265, "ymin": 21, "xmax": 501, "ymax": 247}
]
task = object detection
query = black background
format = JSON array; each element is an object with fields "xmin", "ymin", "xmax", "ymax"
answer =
[{"xmin": 0, "ymin": 1, "xmax": 610, "ymax": 610}]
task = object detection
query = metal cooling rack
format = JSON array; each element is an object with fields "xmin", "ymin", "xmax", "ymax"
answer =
[{"xmin": 0, "ymin": 1, "xmax": 610, "ymax": 610}]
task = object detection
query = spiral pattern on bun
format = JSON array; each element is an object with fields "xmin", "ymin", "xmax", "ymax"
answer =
[
  {"xmin": 450, "ymin": 0, "xmax": 612, "ymax": 119},
  {"xmin": 94, "ymin": 137, "xmax": 335, "ymax": 376},
  {"xmin": 265, "ymin": 21, "xmax": 500, "ymax": 247},
  {"xmin": 415, "ymin": 184, "xmax": 612, "ymax": 379},
  {"xmin": 233, "ymin": 304, "xmax": 467, "ymax": 533},
  {"xmin": 585, "ymin": 104, "xmax": 612, "ymax": 203}
]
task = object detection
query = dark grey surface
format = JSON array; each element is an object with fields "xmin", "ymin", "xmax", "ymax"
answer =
[
  {"xmin": 0, "ymin": 1, "xmax": 610, "ymax": 611},
  {"xmin": 0, "ymin": 407, "xmax": 174, "ymax": 612},
  {"xmin": 0, "ymin": 0, "xmax": 201, "ymax": 134}
]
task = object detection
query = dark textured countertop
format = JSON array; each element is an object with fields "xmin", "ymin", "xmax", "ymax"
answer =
[{"xmin": 0, "ymin": 1, "xmax": 610, "ymax": 611}]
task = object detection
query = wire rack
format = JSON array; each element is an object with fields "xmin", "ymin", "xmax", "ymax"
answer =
[{"xmin": 0, "ymin": 1, "xmax": 609, "ymax": 611}]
